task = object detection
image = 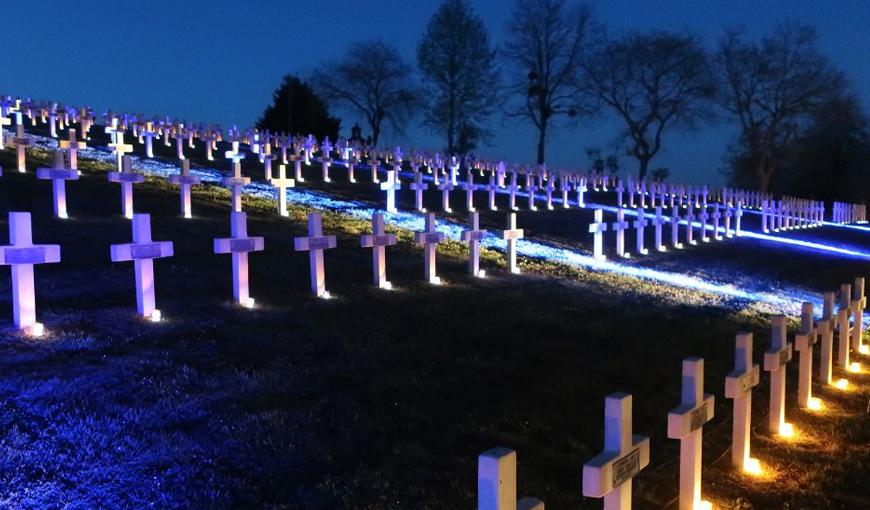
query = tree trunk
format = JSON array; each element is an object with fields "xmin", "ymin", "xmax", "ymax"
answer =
[
  {"xmin": 536, "ymin": 121, "xmax": 547, "ymax": 165},
  {"xmin": 756, "ymin": 158, "xmax": 772, "ymax": 193},
  {"xmin": 371, "ymin": 122, "xmax": 380, "ymax": 147},
  {"xmin": 637, "ymin": 157, "xmax": 649, "ymax": 181}
]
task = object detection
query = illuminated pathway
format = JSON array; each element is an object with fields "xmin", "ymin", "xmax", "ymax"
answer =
[{"xmin": 28, "ymin": 135, "xmax": 865, "ymax": 320}]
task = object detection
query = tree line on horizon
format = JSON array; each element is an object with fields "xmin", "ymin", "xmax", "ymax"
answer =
[{"xmin": 256, "ymin": 0, "xmax": 869, "ymax": 203}]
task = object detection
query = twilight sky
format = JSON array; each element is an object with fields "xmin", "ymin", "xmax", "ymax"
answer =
[{"xmin": 4, "ymin": 0, "xmax": 870, "ymax": 184}]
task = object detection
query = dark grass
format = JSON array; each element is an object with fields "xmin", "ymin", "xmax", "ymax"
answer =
[{"xmin": 0, "ymin": 143, "xmax": 867, "ymax": 509}]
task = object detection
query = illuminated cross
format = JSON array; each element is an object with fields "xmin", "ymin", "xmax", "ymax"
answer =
[
  {"xmin": 725, "ymin": 332, "xmax": 760, "ymax": 471},
  {"xmin": 850, "ymin": 277, "xmax": 865, "ymax": 355},
  {"xmin": 589, "ymin": 209, "xmax": 608, "ymax": 261},
  {"xmin": 302, "ymin": 134, "xmax": 316, "ymax": 166},
  {"xmin": 319, "ymin": 137, "xmax": 333, "ymax": 182},
  {"xmin": 168, "ymin": 160, "xmax": 202, "ymax": 219},
  {"xmin": 560, "ymin": 174, "xmax": 571, "ymax": 209},
  {"xmin": 380, "ymin": 170, "xmax": 401, "ymax": 213},
  {"xmin": 140, "ymin": 121, "xmax": 157, "ymax": 158},
  {"xmin": 628, "ymin": 179, "xmax": 637, "ymax": 208},
  {"xmin": 107, "ymin": 155, "xmax": 145, "ymax": 219},
  {"xmin": 639, "ymin": 180, "xmax": 647, "ymax": 208},
  {"xmin": 612, "ymin": 208, "xmax": 629, "ymax": 258},
  {"xmin": 108, "ymin": 129, "xmax": 133, "ymax": 173},
  {"xmin": 213, "ymin": 211, "xmax": 264, "ymax": 308},
  {"xmin": 478, "ymin": 448, "xmax": 544, "ymax": 510},
  {"xmin": 360, "ymin": 212, "xmax": 397, "ymax": 289},
  {"xmin": 615, "ymin": 180, "xmax": 625, "ymax": 207},
  {"xmin": 58, "ymin": 129, "xmax": 87, "ymax": 170},
  {"xmin": 409, "ymin": 172, "xmax": 429, "ymax": 212},
  {"xmin": 438, "ymin": 178, "xmax": 454, "ymax": 213},
  {"xmin": 461, "ymin": 212, "xmax": 487, "ymax": 278},
  {"xmin": 667, "ymin": 357, "xmax": 715, "ymax": 510},
  {"xmin": 795, "ymin": 302, "xmax": 819, "ymax": 409},
  {"xmin": 222, "ymin": 148, "xmax": 250, "ymax": 212},
  {"xmin": 711, "ymin": 204, "xmax": 722, "ymax": 241},
  {"xmin": 201, "ymin": 129, "xmax": 218, "ymax": 161},
  {"xmin": 270, "ymin": 164, "xmax": 295, "ymax": 217},
  {"xmin": 462, "ymin": 170, "xmax": 477, "ymax": 212},
  {"xmin": 685, "ymin": 204, "xmax": 697, "ymax": 246},
  {"xmin": 289, "ymin": 148, "xmax": 306, "ymax": 182},
  {"xmin": 0, "ymin": 111, "xmax": 10, "ymax": 150},
  {"xmin": 9, "ymin": 112, "xmax": 33, "ymax": 172},
  {"xmin": 36, "ymin": 150, "xmax": 79, "ymax": 219},
  {"xmin": 819, "ymin": 291, "xmax": 836, "ymax": 385},
  {"xmin": 501, "ymin": 213, "xmax": 523, "ymax": 274},
  {"xmin": 651, "ymin": 206, "xmax": 667, "ymax": 252},
  {"xmin": 484, "ymin": 174, "xmax": 499, "ymax": 211},
  {"xmin": 370, "ymin": 151, "xmax": 381, "ymax": 183},
  {"xmin": 543, "ymin": 175, "xmax": 556, "ymax": 210},
  {"xmin": 575, "ymin": 176, "xmax": 587, "ymax": 207},
  {"xmin": 698, "ymin": 206, "xmax": 710, "ymax": 243},
  {"xmin": 836, "ymin": 284, "xmax": 851, "ymax": 368},
  {"xmin": 413, "ymin": 213, "xmax": 446, "ymax": 284},
  {"xmin": 633, "ymin": 209, "xmax": 648, "ymax": 255},
  {"xmin": 735, "ymin": 203, "xmax": 744, "ymax": 236},
  {"xmin": 671, "ymin": 206, "xmax": 684, "ymax": 249},
  {"xmin": 582, "ymin": 392, "xmax": 650, "ymax": 510},
  {"xmin": 0, "ymin": 212, "xmax": 61, "ymax": 334},
  {"xmin": 763, "ymin": 316, "xmax": 793, "ymax": 436},
  {"xmin": 507, "ymin": 173, "xmax": 520, "ymax": 211},
  {"xmin": 260, "ymin": 142, "xmax": 276, "ymax": 181},
  {"xmin": 109, "ymin": 214, "xmax": 174, "ymax": 320},
  {"xmin": 173, "ymin": 127, "xmax": 186, "ymax": 160},
  {"xmin": 293, "ymin": 212, "xmax": 337, "ymax": 298},
  {"xmin": 526, "ymin": 179, "xmax": 539, "ymax": 212},
  {"xmin": 448, "ymin": 156, "xmax": 460, "ymax": 185}
]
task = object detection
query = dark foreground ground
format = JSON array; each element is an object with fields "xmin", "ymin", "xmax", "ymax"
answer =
[{"xmin": 0, "ymin": 144, "xmax": 867, "ymax": 509}]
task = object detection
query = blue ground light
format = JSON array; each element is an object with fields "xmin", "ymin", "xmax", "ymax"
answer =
[{"xmin": 29, "ymin": 134, "xmax": 868, "ymax": 324}]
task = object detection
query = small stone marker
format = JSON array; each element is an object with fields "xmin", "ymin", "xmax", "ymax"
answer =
[
  {"xmin": 360, "ymin": 213, "xmax": 397, "ymax": 289},
  {"xmin": 270, "ymin": 164, "xmax": 296, "ymax": 217},
  {"xmin": 725, "ymin": 332, "xmax": 760, "ymax": 471},
  {"xmin": 763, "ymin": 316, "xmax": 793, "ymax": 435},
  {"xmin": 168, "ymin": 160, "xmax": 202, "ymax": 219},
  {"xmin": 223, "ymin": 148, "xmax": 251, "ymax": 212},
  {"xmin": 107, "ymin": 155, "xmax": 145, "ymax": 219},
  {"xmin": 293, "ymin": 213, "xmax": 337, "ymax": 298},
  {"xmin": 110, "ymin": 214, "xmax": 173, "ymax": 320},
  {"xmin": 589, "ymin": 209, "xmax": 608, "ymax": 261},
  {"xmin": 633, "ymin": 209, "xmax": 648, "ymax": 255},
  {"xmin": 501, "ymin": 213, "xmax": 524, "ymax": 274},
  {"xmin": 461, "ymin": 212, "xmax": 487, "ymax": 278},
  {"xmin": 0, "ymin": 212, "xmax": 61, "ymax": 334},
  {"xmin": 795, "ymin": 302, "xmax": 818, "ymax": 409},
  {"xmin": 58, "ymin": 128, "xmax": 87, "ymax": 169},
  {"xmin": 582, "ymin": 392, "xmax": 650, "ymax": 510},
  {"xmin": 380, "ymin": 170, "xmax": 401, "ymax": 213},
  {"xmin": 213, "ymin": 212, "xmax": 264, "ymax": 307},
  {"xmin": 36, "ymin": 150, "xmax": 79, "ymax": 219},
  {"xmin": 413, "ymin": 213, "xmax": 446, "ymax": 284},
  {"xmin": 478, "ymin": 447, "xmax": 544, "ymax": 510},
  {"xmin": 667, "ymin": 357, "xmax": 714, "ymax": 510}
]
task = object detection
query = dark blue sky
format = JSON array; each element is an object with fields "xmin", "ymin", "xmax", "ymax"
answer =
[{"xmin": 5, "ymin": 0, "xmax": 870, "ymax": 184}]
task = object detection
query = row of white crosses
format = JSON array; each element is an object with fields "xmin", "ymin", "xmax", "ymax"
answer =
[
  {"xmin": 588, "ymin": 202, "xmax": 744, "ymax": 261},
  {"xmin": 832, "ymin": 201, "xmax": 867, "ymax": 224},
  {"xmin": 574, "ymin": 290, "xmax": 868, "ymax": 510},
  {"xmin": 760, "ymin": 198, "xmax": 825, "ymax": 233}
]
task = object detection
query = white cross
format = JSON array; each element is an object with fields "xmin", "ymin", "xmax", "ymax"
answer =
[
  {"xmin": 413, "ymin": 213, "xmax": 446, "ymax": 284},
  {"xmin": 213, "ymin": 211, "xmax": 264, "ymax": 307},
  {"xmin": 763, "ymin": 316, "xmax": 793, "ymax": 436},
  {"xmin": 685, "ymin": 204, "xmax": 697, "ymax": 246},
  {"xmin": 734, "ymin": 203, "xmax": 744, "ymax": 236},
  {"xmin": 108, "ymin": 129, "xmax": 133, "ymax": 173},
  {"xmin": 270, "ymin": 164, "xmax": 296, "ymax": 217},
  {"xmin": 837, "ymin": 283, "xmax": 852, "ymax": 369},
  {"xmin": 576, "ymin": 177, "xmax": 587, "ymax": 207},
  {"xmin": 168, "ymin": 160, "xmax": 202, "ymax": 219},
  {"xmin": 484, "ymin": 175, "xmax": 499, "ymax": 211},
  {"xmin": 0, "ymin": 113, "xmax": 12, "ymax": 150},
  {"xmin": 698, "ymin": 207, "xmax": 710, "ymax": 243},
  {"xmin": 36, "ymin": 151, "xmax": 79, "ymax": 219},
  {"xmin": 9, "ymin": 112, "xmax": 33, "ymax": 172},
  {"xmin": 633, "ymin": 209, "xmax": 648, "ymax": 255},
  {"xmin": 141, "ymin": 121, "xmax": 157, "ymax": 158},
  {"xmin": 223, "ymin": 149, "xmax": 250, "ymax": 212},
  {"xmin": 409, "ymin": 172, "xmax": 429, "ymax": 212},
  {"xmin": 616, "ymin": 180, "xmax": 625, "ymax": 207},
  {"xmin": 723, "ymin": 204, "xmax": 734, "ymax": 237},
  {"xmin": 438, "ymin": 179, "xmax": 454, "ymax": 213},
  {"xmin": 796, "ymin": 302, "xmax": 819, "ymax": 410},
  {"xmin": 711, "ymin": 205, "xmax": 722, "ymax": 241},
  {"xmin": 461, "ymin": 212, "xmax": 487, "ymax": 278},
  {"xmin": 293, "ymin": 212, "xmax": 337, "ymax": 298},
  {"xmin": 463, "ymin": 171, "xmax": 477, "ymax": 212},
  {"xmin": 589, "ymin": 209, "xmax": 608, "ymax": 261},
  {"xmin": 302, "ymin": 135, "xmax": 316, "ymax": 166},
  {"xmin": 174, "ymin": 128, "xmax": 186, "ymax": 160},
  {"xmin": 478, "ymin": 448, "xmax": 544, "ymax": 510},
  {"xmin": 0, "ymin": 212, "xmax": 61, "ymax": 334},
  {"xmin": 851, "ymin": 277, "xmax": 866, "ymax": 355},
  {"xmin": 526, "ymin": 181, "xmax": 538, "ymax": 211},
  {"xmin": 544, "ymin": 176, "xmax": 556, "ymax": 210},
  {"xmin": 360, "ymin": 212, "xmax": 397, "ymax": 289},
  {"xmin": 560, "ymin": 175, "xmax": 571, "ymax": 208},
  {"xmin": 107, "ymin": 155, "xmax": 145, "ymax": 219},
  {"xmin": 507, "ymin": 173, "xmax": 520, "ymax": 211},
  {"xmin": 58, "ymin": 129, "xmax": 87, "ymax": 170},
  {"xmin": 670, "ymin": 206, "xmax": 684, "ymax": 249},
  {"xmin": 667, "ymin": 357, "xmax": 715, "ymax": 510},
  {"xmin": 651, "ymin": 206, "xmax": 667, "ymax": 252},
  {"xmin": 370, "ymin": 152, "xmax": 381, "ymax": 183},
  {"xmin": 319, "ymin": 137, "xmax": 333, "ymax": 182},
  {"xmin": 582, "ymin": 392, "xmax": 650, "ymax": 509},
  {"xmin": 818, "ymin": 292, "xmax": 836, "ymax": 385},
  {"xmin": 500, "ymin": 213, "xmax": 523, "ymax": 274},
  {"xmin": 380, "ymin": 170, "xmax": 401, "ymax": 213},
  {"xmin": 612, "ymin": 208, "xmax": 629, "ymax": 258},
  {"xmin": 725, "ymin": 332, "xmax": 761, "ymax": 472},
  {"xmin": 110, "ymin": 214, "xmax": 173, "ymax": 320}
]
